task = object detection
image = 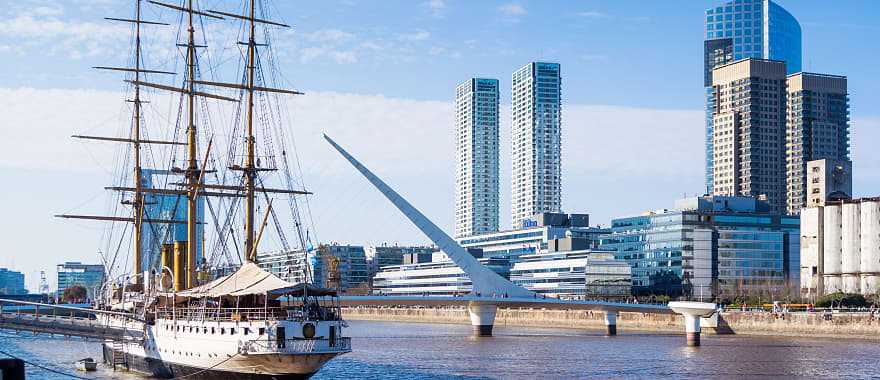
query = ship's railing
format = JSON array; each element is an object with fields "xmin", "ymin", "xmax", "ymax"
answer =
[
  {"xmin": 154, "ymin": 306, "xmax": 341, "ymax": 322},
  {"xmin": 239, "ymin": 337, "xmax": 352, "ymax": 355}
]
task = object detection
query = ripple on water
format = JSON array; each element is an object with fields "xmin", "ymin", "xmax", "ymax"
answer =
[{"xmin": 4, "ymin": 321, "xmax": 879, "ymax": 379}]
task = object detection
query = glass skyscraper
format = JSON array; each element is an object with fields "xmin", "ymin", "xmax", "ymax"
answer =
[
  {"xmin": 455, "ymin": 78, "xmax": 500, "ymax": 238},
  {"xmin": 511, "ymin": 62, "xmax": 562, "ymax": 228},
  {"xmin": 704, "ymin": 0, "xmax": 801, "ymax": 193}
]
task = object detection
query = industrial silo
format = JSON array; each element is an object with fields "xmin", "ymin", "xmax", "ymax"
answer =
[
  {"xmin": 823, "ymin": 204, "xmax": 843, "ymax": 293},
  {"xmin": 860, "ymin": 200, "xmax": 880, "ymax": 294},
  {"xmin": 841, "ymin": 202, "xmax": 861, "ymax": 293}
]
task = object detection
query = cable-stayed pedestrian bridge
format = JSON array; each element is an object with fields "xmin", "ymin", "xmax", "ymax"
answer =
[{"xmin": 325, "ymin": 134, "xmax": 716, "ymax": 345}]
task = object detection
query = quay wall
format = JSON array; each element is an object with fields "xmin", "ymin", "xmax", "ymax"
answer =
[{"xmin": 342, "ymin": 306, "xmax": 880, "ymax": 340}]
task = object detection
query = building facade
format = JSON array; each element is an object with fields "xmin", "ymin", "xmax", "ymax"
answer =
[
  {"xmin": 711, "ymin": 59, "xmax": 788, "ymax": 213},
  {"xmin": 458, "ymin": 213, "xmax": 607, "ymax": 259},
  {"xmin": 785, "ymin": 73, "xmax": 850, "ymax": 214},
  {"xmin": 806, "ymin": 159, "xmax": 852, "ymax": 209},
  {"xmin": 704, "ymin": 0, "xmax": 801, "ymax": 193},
  {"xmin": 372, "ymin": 257, "xmax": 511, "ymax": 296},
  {"xmin": 365, "ymin": 245, "xmax": 436, "ymax": 278},
  {"xmin": 509, "ymin": 250, "xmax": 632, "ymax": 300},
  {"xmin": 455, "ymin": 78, "xmax": 500, "ymax": 238},
  {"xmin": 140, "ymin": 169, "xmax": 205, "ymax": 273},
  {"xmin": 511, "ymin": 62, "xmax": 562, "ymax": 228},
  {"xmin": 599, "ymin": 196, "xmax": 799, "ymax": 300},
  {"xmin": 309, "ymin": 244, "xmax": 370, "ymax": 293},
  {"xmin": 256, "ymin": 249, "xmax": 311, "ymax": 284},
  {"xmin": 56, "ymin": 262, "xmax": 105, "ymax": 299},
  {"xmin": 800, "ymin": 198, "xmax": 880, "ymax": 298},
  {"xmin": 0, "ymin": 268, "xmax": 26, "ymax": 295}
]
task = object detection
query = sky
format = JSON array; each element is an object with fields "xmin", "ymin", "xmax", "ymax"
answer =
[{"xmin": 0, "ymin": 0, "xmax": 878, "ymax": 292}]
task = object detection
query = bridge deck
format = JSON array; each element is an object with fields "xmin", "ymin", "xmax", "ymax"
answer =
[
  {"xmin": 0, "ymin": 312, "xmax": 143, "ymax": 341},
  {"xmin": 338, "ymin": 296, "xmax": 673, "ymax": 314}
]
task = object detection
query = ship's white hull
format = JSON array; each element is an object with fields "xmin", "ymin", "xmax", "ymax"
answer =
[
  {"xmin": 102, "ymin": 316, "xmax": 348, "ymax": 379},
  {"xmin": 102, "ymin": 344, "xmax": 339, "ymax": 379}
]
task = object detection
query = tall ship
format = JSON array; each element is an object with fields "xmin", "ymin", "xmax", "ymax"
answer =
[{"xmin": 56, "ymin": 0, "xmax": 350, "ymax": 378}]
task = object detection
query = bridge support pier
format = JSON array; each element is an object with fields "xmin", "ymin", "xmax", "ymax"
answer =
[
  {"xmin": 467, "ymin": 302, "xmax": 497, "ymax": 337},
  {"xmin": 604, "ymin": 311, "xmax": 617, "ymax": 336},
  {"xmin": 668, "ymin": 302, "xmax": 717, "ymax": 347}
]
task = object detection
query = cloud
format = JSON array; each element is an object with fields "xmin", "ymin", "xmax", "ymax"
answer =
[
  {"xmin": 576, "ymin": 11, "xmax": 608, "ymax": 19},
  {"xmin": 427, "ymin": 0, "xmax": 446, "ymax": 17},
  {"xmin": 398, "ymin": 30, "xmax": 431, "ymax": 42},
  {"xmin": 300, "ymin": 46, "xmax": 359, "ymax": 64},
  {"xmin": 498, "ymin": 3, "xmax": 526, "ymax": 17},
  {"xmin": 302, "ymin": 29, "xmax": 356, "ymax": 43},
  {"xmin": 0, "ymin": 15, "xmax": 127, "ymax": 59}
]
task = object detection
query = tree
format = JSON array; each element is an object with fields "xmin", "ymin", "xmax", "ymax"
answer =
[
  {"xmin": 815, "ymin": 292, "xmax": 868, "ymax": 308},
  {"xmin": 62, "ymin": 285, "xmax": 88, "ymax": 303}
]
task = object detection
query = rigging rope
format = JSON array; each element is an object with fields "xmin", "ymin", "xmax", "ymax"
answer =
[{"xmin": 0, "ymin": 349, "xmax": 91, "ymax": 380}]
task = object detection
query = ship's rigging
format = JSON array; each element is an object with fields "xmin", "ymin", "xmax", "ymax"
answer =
[{"xmin": 59, "ymin": 0, "xmax": 317, "ymax": 292}]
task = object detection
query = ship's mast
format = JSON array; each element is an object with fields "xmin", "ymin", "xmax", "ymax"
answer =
[
  {"xmin": 244, "ymin": 0, "xmax": 257, "ymax": 262},
  {"xmin": 132, "ymin": 0, "xmax": 144, "ymax": 286},
  {"xmin": 185, "ymin": 0, "xmax": 199, "ymax": 289}
]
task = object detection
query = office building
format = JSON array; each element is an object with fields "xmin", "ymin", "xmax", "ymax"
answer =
[
  {"xmin": 140, "ymin": 169, "xmax": 205, "ymax": 273},
  {"xmin": 806, "ymin": 159, "xmax": 852, "ymax": 209},
  {"xmin": 704, "ymin": 0, "xmax": 801, "ymax": 193},
  {"xmin": 256, "ymin": 249, "xmax": 311, "ymax": 284},
  {"xmin": 372, "ymin": 256, "xmax": 511, "ymax": 296},
  {"xmin": 800, "ymin": 198, "xmax": 880, "ymax": 298},
  {"xmin": 365, "ymin": 245, "xmax": 436, "ymax": 277},
  {"xmin": 711, "ymin": 58, "xmax": 788, "ymax": 213},
  {"xmin": 455, "ymin": 78, "xmax": 500, "ymax": 238},
  {"xmin": 56, "ymin": 262, "xmax": 105, "ymax": 299},
  {"xmin": 511, "ymin": 62, "xmax": 562, "ymax": 228},
  {"xmin": 458, "ymin": 213, "xmax": 607, "ymax": 259},
  {"xmin": 309, "ymin": 244, "xmax": 370, "ymax": 293},
  {"xmin": 0, "ymin": 268, "xmax": 26, "ymax": 295},
  {"xmin": 785, "ymin": 73, "xmax": 850, "ymax": 214},
  {"xmin": 599, "ymin": 195, "xmax": 799, "ymax": 300},
  {"xmin": 509, "ymin": 250, "xmax": 632, "ymax": 300}
]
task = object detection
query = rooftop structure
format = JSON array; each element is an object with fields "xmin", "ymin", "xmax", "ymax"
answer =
[{"xmin": 458, "ymin": 213, "xmax": 606, "ymax": 259}]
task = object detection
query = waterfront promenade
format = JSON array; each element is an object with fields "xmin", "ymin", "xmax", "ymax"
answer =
[{"xmin": 343, "ymin": 306, "xmax": 880, "ymax": 340}]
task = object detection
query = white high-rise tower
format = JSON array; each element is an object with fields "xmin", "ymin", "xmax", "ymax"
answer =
[
  {"xmin": 455, "ymin": 78, "xmax": 500, "ymax": 238},
  {"xmin": 510, "ymin": 62, "xmax": 562, "ymax": 228}
]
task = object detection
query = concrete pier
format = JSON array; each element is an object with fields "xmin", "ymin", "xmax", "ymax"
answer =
[
  {"xmin": 468, "ymin": 303, "xmax": 497, "ymax": 337},
  {"xmin": 668, "ymin": 301, "xmax": 717, "ymax": 347},
  {"xmin": 604, "ymin": 311, "xmax": 618, "ymax": 336}
]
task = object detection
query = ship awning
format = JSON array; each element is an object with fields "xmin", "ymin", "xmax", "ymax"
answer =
[{"xmin": 168, "ymin": 262, "xmax": 336, "ymax": 299}]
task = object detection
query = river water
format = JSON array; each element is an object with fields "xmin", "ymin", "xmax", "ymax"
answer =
[{"xmin": 1, "ymin": 320, "xmax": 877, "ymax": 379}]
